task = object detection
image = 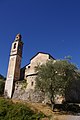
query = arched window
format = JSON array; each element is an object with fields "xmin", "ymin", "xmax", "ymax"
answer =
[
  {"xmin": 13, "ymin": 43, "xmax": 16, "ymax": 49},
  {"xmin": 31, "ymin": 81, "xmax": 34, "ymax": 86}
]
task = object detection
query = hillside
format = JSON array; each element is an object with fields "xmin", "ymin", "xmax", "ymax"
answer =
[
  {"xmin": 0, "ymin": 75, "xmax": 5, "ymax": 96},
  {"xmin": 12, "ymin": 99, "xmax": 80, "ymax": 120},
  {"xmin": 12, "ymin": 99, "xmax": 53, "ymax": 116},
  {"xmin": 0, "ymin": 98, "xmax": 46, "ymax": 120},
  {"xmin": 0, "ymin": 97, "xmax": 80, "ymax": 120},
  {"xmin": 0, "ymin": 74, "xmax": 5, "ymax": 80}
]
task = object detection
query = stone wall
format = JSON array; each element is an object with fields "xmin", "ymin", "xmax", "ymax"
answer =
[
  {"xmin": 12, "ymin": 79, "xmax": 80, "ymax": 103},
  {"xmin": 12, "ymin": 81, "xmax": 45, "ymax": 103}
]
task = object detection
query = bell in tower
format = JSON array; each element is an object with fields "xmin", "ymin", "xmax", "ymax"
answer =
[{"xmin": 4, "ymin": 34, "xmax": 23, "ymax": 98}]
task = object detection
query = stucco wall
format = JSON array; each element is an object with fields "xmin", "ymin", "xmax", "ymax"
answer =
[{"xmin": 24, "ymin": 53, "xmax": 52, "ymax": 90}]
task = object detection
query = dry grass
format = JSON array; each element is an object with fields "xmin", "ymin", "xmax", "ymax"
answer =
[
  {"xmin": 12, "ymin": 99, "xmax": 79, "ymax": 120},
  {"xmin": 12, "ymin": 99, "xmax": 53, "ymax": 116},
  {"xmin": 12, "ymin": 99, "xmax": 67, "ymax": 120},
  {"xmin": 27, "ymin": 103, "xmax": 53, "ymax": 116}
]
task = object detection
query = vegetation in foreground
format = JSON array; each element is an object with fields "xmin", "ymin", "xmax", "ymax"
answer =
[{"xmin": 0, "ymin": 98, "xmax": 45, "ymax": 120}]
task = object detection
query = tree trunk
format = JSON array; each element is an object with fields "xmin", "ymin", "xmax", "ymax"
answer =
[
  {"xmin": 50, "ymin": 95, "xmax": 55, "ymax": 111},
  {"xmin": 51, "ymin": 103, "xmax": 55, "ymax": 111}
]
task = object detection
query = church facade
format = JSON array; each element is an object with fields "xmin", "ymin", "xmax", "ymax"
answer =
[{"xmin": 20, "ymin": 52, "xmax": 55, "ymax": 90}]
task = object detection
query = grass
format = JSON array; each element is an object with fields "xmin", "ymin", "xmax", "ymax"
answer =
[{"xmin": 0, "ymin": 98, "xmax": 45, "ymax": 120}]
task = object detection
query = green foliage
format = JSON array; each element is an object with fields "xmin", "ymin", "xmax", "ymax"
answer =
[
  {"xmin": 0, "ymin": 74, "xmax": 5, "ymax": 96},
  {"xmin": 21, "ymin": 79, "xmax": 28, "ymax": 90},
  {"xmin": 64, "ymin": 55, "xmax": 72, "ymax": 60},
  {"xmin": 35, "ymin": 60, "xmax": 79, "ymax": 106},
  {"xmin": 0, "ymin": 79, "xmax": 5, "ymax": 96},
  {"xmin": 0, "ymin": 98, "xmax": 45, "ymax": 120},
  {"xmin": 0, "ymin": 74, "xmax": 5, "ymax": 79}
]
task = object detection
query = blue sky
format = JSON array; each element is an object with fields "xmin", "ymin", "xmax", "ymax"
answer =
[{"xmin": 0, "ymin": 0, "xmax": 80, "ymax": 76}]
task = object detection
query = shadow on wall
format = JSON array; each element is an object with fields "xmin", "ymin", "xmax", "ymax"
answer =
[
  {"xmin": 65, "ymin": 80, "xmax": 80, "ymax": 103},
  {"xmin": 20, "ymin": 67, "xmax": 26, "ymax": 80}
]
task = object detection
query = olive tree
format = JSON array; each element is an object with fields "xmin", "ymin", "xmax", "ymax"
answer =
[{"xmin": 35, "ymin": 60, "xmax": 79, "ymax": 110}]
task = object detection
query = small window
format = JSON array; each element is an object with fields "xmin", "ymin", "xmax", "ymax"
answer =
[
  {"xmin": 13, "ymin": 43, "xmax": 16, "ymax": 49},
  {"xmin": 31, "ymin": 81, "xmax": 34, "ymax": 86},
  {"xmin": 28, "ymin": 66, "xmax": 30, "ymax": 68}
]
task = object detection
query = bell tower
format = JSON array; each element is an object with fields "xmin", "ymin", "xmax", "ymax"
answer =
[{"xmin": 4, "ymin": 34, "xmax": 23, "ymax": 98}]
